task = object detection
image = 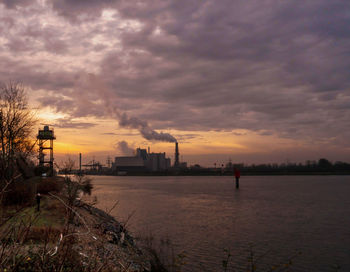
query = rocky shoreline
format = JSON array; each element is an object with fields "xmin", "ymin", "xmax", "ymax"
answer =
[{"xmin": 66, "ymin": 200, "xmax": 152, "ymax": 271}]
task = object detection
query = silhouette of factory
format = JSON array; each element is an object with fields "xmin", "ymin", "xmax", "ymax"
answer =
[{"xmin": 112, "ymin": 142, "xmax": 186, "ymax": 174}]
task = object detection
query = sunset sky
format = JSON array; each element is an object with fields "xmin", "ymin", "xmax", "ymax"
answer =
[{"xmin": 1, "ymin": 0, "xmax": 350, "ymax": 166}]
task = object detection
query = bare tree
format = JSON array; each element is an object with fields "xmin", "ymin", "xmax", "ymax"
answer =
[{"xmin": 0, "ymin": 82, "xmax": 37, "ymax": 186}]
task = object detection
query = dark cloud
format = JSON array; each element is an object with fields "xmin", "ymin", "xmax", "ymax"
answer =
[
  {"xmin": 38, "ymin": 96, "xmax": 75, "ymax": 114},
  {"xmin": 101, "ymin": 132, "xmax": 117, "ymax": 135},
  {"xmin": 54, "ymin": 118, "xmax": 96, "ymax": 129},
  {"xmin": 232, "ymin": 132, "xmax": 246, "ymax": 136},
  {"xmin": 0, "ymin": 0, "xmax": 34, "ymax": 8},
  {"xmin": 5, "ymin": 20, "xmax": 68, "ymax": 54},
  {"xmin": 1, "ymin": 0, "xmax": 350, "ymax": 152},
  {"xmin": 50, "ymin": 0, "xmax": 119, "ymax": 22},
  {"xmin": 99, "ymin": 0, "xmax": 350, "ymax": 142},
  {"xmin": 114, "ymin": 132, "xmax": 139, "ymax": 137}
]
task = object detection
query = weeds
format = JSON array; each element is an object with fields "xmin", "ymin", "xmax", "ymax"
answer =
[
  {"xmin": 222, "ymin": 248, "xmax": 232, "ymax": 272},
  {"xmin": 0, "ymin": 169, "xmax": 152, "ymax": 271},
  {"xmin": 138, "ymin": 232, "xmax": 187, "ymax": 272},
  {"xmin": 220, "ymin": 243, "xmax": 301, "ymax": 272}
]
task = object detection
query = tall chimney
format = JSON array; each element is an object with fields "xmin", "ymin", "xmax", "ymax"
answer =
[{"xmin": 174, "ymin": 142, "xmax": 179, "ymax": 167}]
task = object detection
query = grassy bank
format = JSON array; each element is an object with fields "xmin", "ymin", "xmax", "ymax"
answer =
[{"xmin": 0, "ymin": 176, "xmax": 152, "ymax": 271}]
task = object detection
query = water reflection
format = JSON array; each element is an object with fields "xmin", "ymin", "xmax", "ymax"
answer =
[{"xmin": 91, "ymin": 175, "xmax": 350, "ymax": 271}]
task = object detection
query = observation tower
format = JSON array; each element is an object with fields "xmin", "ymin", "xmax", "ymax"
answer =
[{"xmin": 37, "ymin": 125, "xmax": 56, "ymax": 176}]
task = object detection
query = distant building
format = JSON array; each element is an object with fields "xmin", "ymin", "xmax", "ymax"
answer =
[
  {"xmin": 146, "ymin": 152, "xmax": 171, "ymax": 172},
  {"xmin": 114, "ymin": 147, "xmax": 171, "ymax": 174},
  {"xmin": 136, "ymin": 148, "xmax": 148, "ymax": 160},
  {"xmin": 114, "ymin": 155, "xmax": 146, "ymax": 173}
]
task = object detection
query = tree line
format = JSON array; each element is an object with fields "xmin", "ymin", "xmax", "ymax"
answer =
[
  {"xmin": 187, "ymin": 159, "xmax": 350, "ymax": 175},
  {"xmin": 232, "ymin": 158, "xmax": 350, "ymax": 174}
]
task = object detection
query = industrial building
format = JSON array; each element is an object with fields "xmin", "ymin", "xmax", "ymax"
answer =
[
  {"xmin": 146, "ymin": 152, "xmax": 171, "ymax": 172},
  {"xmin": 113, "ymin": 147, "xmax": 171, "ymax": 174}
]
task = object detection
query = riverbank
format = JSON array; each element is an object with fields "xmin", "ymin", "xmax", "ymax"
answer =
[
  {"xmin": 85, "ymin": 171, "xmax": 350, "ymax": 176},
  {"xmin": 0, "ymin": 176, "xmax": 152, "ymax": 271}
]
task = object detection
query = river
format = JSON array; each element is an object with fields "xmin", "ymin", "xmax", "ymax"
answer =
[{"xmin": 90, "ymin": 175, "xmax": 350, "ymax": 271}]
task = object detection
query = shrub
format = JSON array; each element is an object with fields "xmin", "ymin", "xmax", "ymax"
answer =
[
  {"xmin": 34, "ymin": 165, "xmax": 51, "ymax": 176},
  {"xmin": 64, "ymin": 175, "xmax": 93, "ymax": 207},
  {"xmin": 36, "ymin": 177, "xmax": 63, "ymax": 194},
  {"xmin": 2, "ymin": 178, "xmax": 36, "ymax": 206}
]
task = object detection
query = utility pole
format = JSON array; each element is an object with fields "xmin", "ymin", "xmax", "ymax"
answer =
[{"xmin": 79, "ymin": 153, "xmax": 82, "ymax": 174}]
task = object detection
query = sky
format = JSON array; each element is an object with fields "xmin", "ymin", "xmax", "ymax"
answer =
[{"xmin": 0, "ymin": 0, "xmax": 350, "ymax": 167}]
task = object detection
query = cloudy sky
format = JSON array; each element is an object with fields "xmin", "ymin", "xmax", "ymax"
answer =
[{"xmin": 1, "ymin": 0, "xmax": 350, "ymax": 166}]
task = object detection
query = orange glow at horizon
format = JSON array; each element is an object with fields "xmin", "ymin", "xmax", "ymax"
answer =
[
  {"xmin": 50, "ymin": 120, "xmax": 283, "ymax": 157},
  {"xmin": 34, "ymin": 110, "xmax": 321, "ymax": 166}
]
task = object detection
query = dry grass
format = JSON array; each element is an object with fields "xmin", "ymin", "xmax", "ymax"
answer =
[
  {"xmin": 0, "ymin": 175, "xmax": 152, "ymax": 272},
  {"xmin": 23, "ymin": 226, "xmax": 62, "ymax": 243}
]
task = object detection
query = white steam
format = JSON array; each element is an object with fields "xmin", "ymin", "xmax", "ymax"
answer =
[
  {"xmin": 118, "ymin": 113, "xmax": 177, "ymax": 143},
  {"xmin": 116, "ymin": 140, "xmax": 134, "ymax": 155}
]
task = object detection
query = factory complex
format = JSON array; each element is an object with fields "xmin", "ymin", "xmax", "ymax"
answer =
[
  {"xmin": 113, "ymin": 147, "xmax": 171, "ymax": 173},
  {"xmin": 112, "ymin": 143, "xmax": 186, "ymax": 174}
]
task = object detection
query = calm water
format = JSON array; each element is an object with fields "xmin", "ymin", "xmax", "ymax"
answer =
[{"xmin": 90, "ymin": 175, "xmax": 350, "ymax": 271}]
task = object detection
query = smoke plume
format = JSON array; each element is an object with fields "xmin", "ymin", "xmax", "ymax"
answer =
[
  {"xmin": 119, "ymin": 113, "xmax": 177, "ymax": 143},
  {"xmin": 67, "ymin": 74, "xmax": 177, "ymax": 143},
  {"xmin": 116, "ymin": 140, "xmax": 134, "ymax": 155}
]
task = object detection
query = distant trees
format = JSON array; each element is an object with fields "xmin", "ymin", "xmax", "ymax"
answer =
[
  {"xmin": 318, "ymin": 158, "xmax": 332, "ymax": 169},
  {"xmin": 225, "ymin": 159, "xmax": 350, "ymax": 175},
  {"xmin": 184, "ymin": 158, "xmax": 350, "ymax": 175},
  {"xmin": 0, "ymin": 82, "xmax": 37, "ymax": 185}
]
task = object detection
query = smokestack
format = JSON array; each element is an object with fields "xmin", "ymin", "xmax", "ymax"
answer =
[
  {"xmin": 79, "ymin": 153, "xmax": 82, "ymax": 173},
  {"xmin": 174, "ymin": 142, "xmax": 179, "ymax": 167}
]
